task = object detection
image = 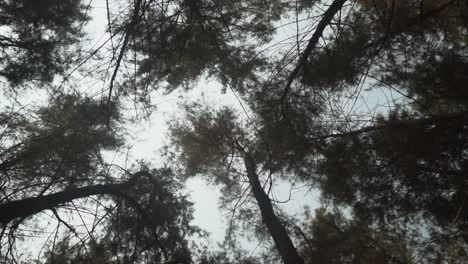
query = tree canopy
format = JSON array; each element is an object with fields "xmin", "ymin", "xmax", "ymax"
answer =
[{"xmin": 0, "ymin": 0, "xmax": 467, "ymax": 263}]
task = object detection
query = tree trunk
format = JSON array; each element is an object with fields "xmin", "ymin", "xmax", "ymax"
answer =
[
  {"xmin": 243, "ymin": 155, "xmax": 304, "ymax": 264},
  {"xmin": 0, "ymin": 182, "xmax": 128, "ymax": 224},
  {"xmin": 0, "ymin": 171, "xmax": 151, "ymax": 225}
]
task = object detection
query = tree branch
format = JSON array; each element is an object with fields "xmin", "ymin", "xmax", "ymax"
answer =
[
  {"xmin": 280, "ymin": 0, "xmax": 347, "ymax": 106},
  {"xmin": 0, "ymin": 170, "xmax": 152, "ymax": 225},
  {"xmin": 107, "ymin": 0, "xmax": 144, "ymax": 107}
]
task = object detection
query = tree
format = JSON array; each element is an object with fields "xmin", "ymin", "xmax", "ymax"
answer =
[
  {"xmin": 297, "ymin": 208, "xmax": 412, "ymax": 264},
  {"xmin": 100, "ymin": 0, "xmax": 320, "ymax": 105},
  {"xmin": 2, "ymin": 0, "xmax": 467, "ymax": 262},
  {"xmin": 168, "ymin": 104, "xmax": 305, "ymax": 264},
  {"xmin": 1, "ymin": 0, "xmax": 331, "ymax": 262},
  {"xmin": 0, "ymin": 94, "xmax": 122, "ymax": 210},
  {"xmin": 41, "ymin": 236, "xmax": 113, "ymax": 264},
  {"xmin": 0, "ymin": 95, "xmax": 199, "ymax": 263},
  {"xmin": 250, "ymin": 0, "xmax": 468, "ymax": 260}
]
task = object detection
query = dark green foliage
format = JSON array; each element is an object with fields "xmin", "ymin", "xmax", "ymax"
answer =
[
  {"xmin": 117, "ymin": 0, "xmax": 318, "ymax": 98},
  {"xmin": 294, "ymin": 0, "xmax": 468, "ymax": 99},
  {"xmin": 0, "ymin": 94, "xmax": 122, "ymax": 202},
  {"xmin": 0, "ymin": 0, "xmax": 88, "ymax": 86},
  {"xmin": 298, "ymin": 208, "xmax": 412, "ymax": 264},
  {"xmin": 0, "ymin": 104, "xmax": 202, "ymax": 261},
  {"xmin": 39, "ymin": 167, "xmax": 199, "ymax": 263},
  {"xmin": 43, "ymin": 237, "xmax": 113, "ymax": 264},
  {"xmin": 317, "ymin": 111, "xmax": 468, "ymax": 245},
  {"xmin": 168, "ymin": 104, "xmax": 246, "ymax": 178},
  {"xmin": 101, "ymin": 167, "xmax": 199, "ymax": 263},
  {"xmin": 198, "ymin": 251, "xmax": 262, "ymax": 264},
  {"xmin": 246, "ymin": 0, "xmax": 468, "ymax": 260},
  {"xmin": 3, "ymin": 0, "xmax": 468, "ymax": 262},
  {"xmin": 385, "ymin": 50, "xmax": 468, "ymax": 113},
  {"xmin": 301, "ymin": 22, "xmax": 372, "ymax": 90}
]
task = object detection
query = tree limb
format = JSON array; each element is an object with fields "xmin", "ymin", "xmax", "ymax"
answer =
[
  {"xmin": 107, "ymin": 0, "xmax": 144, "ymax": 107},
  {"xmin": 280, "ymin": 0, "xmax": 347, "ymax": 105},
  {"xmin": 310, "ymin": 111, "xmax": 468, "ymax": 141},
  {"xmin": 0, "ymin": 170, "xmax": 152, "ymax": 225}
]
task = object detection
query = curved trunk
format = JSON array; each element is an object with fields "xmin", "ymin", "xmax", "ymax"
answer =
[
  {"xmin": 0, "ymin": 182, "xmax": 127, "ymax": 224},
  {"xmin": 0, "ymin": 171, "xmax": 151, "ymax": 225}
]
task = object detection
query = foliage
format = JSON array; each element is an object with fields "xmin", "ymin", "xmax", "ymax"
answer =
[
  {"xmin": 110, "ymin": 0, "xmax": 319, "ymax": 101},
  {"xmin": 1, "ymin": 0, "xmax": 468, "ymax": 263},
  {"xmin": 0, "ymin": 95, "xmax": 197, "ymax": 263},
  {"xmin": 101, "ymin": 166, "xmax": 200, "ymax": 263},
  {"xmin": 0, "ymin": 0, "xmax": 88, "ymax": 87},
  {"xmin": 0, "ymin": 94, "xmax": 122, "ymax": 202},
  {"xmin": 38, "ymin": 167, "xmax": 200, "ymax": 264},
  {"xmin": 269, "ymin": 0, "xmax": 468, "ymax": 260},
  {"xmin": 298, "ymin": 208, "xmax": 412, "ymax": 264},
  {"xmin": 316, "ymin": 110, "xmax": 468, "ymax": 257}
]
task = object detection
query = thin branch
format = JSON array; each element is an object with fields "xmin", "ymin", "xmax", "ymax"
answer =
[{"xmin": 107, "ymin": 0, "xmax": 144, "ymax": 107}]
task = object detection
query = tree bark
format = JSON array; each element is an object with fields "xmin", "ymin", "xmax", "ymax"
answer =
[{"xmin": 243, "ymin": 155, "xmax": 304, "ymax": 264}]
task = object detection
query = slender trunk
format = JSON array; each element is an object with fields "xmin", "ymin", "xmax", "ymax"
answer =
[{"xmin": 243, "ymin": 155, "xmax": 303, "ymax": 264}]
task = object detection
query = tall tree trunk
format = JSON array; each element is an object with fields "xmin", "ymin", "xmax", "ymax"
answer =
[{"xmin": 243, "ymin": 155, "xmax": 304, "ymax": 264}]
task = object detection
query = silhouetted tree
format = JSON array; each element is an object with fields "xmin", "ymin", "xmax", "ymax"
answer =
[
  {"xmin": 168, "ymin": 104, "xmax": 306, "ymax": 264},
  {"xmin": 249, "ymin": 0, "xmax": 468, "ymax": 260},
  {"xmin": 0, "ymin": 96, "xmax": 198, "ymax": 263},
  {"xmin": 2, "ymin": 0, "xmax": 467, "ymax": 262}
]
